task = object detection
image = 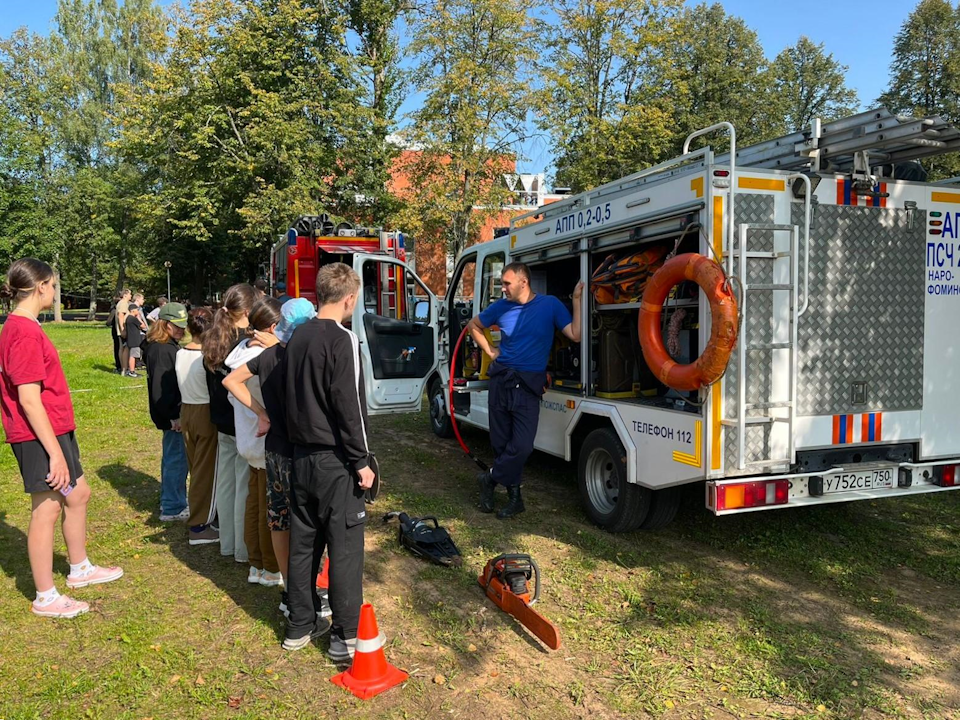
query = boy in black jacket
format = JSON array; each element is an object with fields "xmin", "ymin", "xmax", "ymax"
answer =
[
  {"xmin": 282, "ymin": 263, "xmax": 374, "ymax": 657},
  {"xmin": 124, "ymin": 305, "xmax": 145, "ymax": 378}
]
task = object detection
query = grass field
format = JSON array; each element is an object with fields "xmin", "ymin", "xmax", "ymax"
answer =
[{"xmin": 1, "ymin": 324, "xmax": 959, "ymax": 719}]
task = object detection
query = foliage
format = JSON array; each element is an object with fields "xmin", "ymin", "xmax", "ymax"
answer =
[
  {"xmin": 766, "ymin": 36, "xmax": 859, "ymax": 135},
  {"xmin": 536, "ymin": 0, "xmax": 681, "ymax": 192},
  {"xmin": 117, "ymin": 0, "xmax": 389, "ymax": 300},
  {"xmin": 878, "ymin": 0, "xmax": 960, "ymax": 179},
  {"xmin": 401, "ymin": 0, "xmax": 538, "ymax": 258}
]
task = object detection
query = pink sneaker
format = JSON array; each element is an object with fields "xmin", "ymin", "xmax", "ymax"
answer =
[
  {"xmin": 66, "ymin": 565, "xmax": 124, "ymax": 589},
  {"xmin": 31, "ymin": 595, "xmax": 89, "ymax": 618}
]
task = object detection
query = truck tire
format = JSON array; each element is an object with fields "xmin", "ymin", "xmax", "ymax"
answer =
[
  {"xmin": 577, "ymin": 428, "xmax": 651, "ymax": 533},
  {"xmin": 639, "ymin": 487, "xmax": 682, "ymax": 530},
  {"xmin": 428, "ymin": 378, "xmax": 453, "ymax": 438}
]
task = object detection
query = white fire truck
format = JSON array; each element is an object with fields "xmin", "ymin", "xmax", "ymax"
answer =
[{"xmin": 327, "ymin": 110, "xmax": 960, "ymax": 531}]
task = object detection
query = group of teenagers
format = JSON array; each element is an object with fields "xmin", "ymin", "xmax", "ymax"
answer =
[
  {"xmin": 0, "ymin": 257, "xmax": 376, "ymax": 659},
  {"xmin": 108, "ymin": 289, "xmax": 166, "ymax": 378}
]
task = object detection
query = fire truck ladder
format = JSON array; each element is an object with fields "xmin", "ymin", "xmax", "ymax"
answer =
[
  {"xmin": 722, "ymin": 174, "xmax": 810, "ymax": 472},
  {"xmin": 716, "ymin": 107, "xmax": 960, "ymax": 174}
]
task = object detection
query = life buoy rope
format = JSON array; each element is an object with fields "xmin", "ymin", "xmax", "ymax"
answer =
[{"xmin": 638, "ymin": 253, "xmax": 738, "ymax": 392}]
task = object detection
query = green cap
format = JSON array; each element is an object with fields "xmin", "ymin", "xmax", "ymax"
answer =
[{"xmin": 158, "ymin": 302, "xmax": 188, "ymax": 328}]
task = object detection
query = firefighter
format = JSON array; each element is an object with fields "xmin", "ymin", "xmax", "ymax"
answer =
[{"xmin": 467, "ymin": 263, "xmax": 582, "ymax": 518}]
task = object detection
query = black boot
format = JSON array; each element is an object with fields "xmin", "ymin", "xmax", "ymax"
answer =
[
  {"xmin": 477, "ymin": 471, "xmax": 495, "ymax": 513},
  {"xmin": 497, "ymin": 485, "xmax": 525, "ymax": 519}
]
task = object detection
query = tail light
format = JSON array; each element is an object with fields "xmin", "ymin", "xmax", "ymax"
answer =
[
  {"xmin": 711, "ymin": 480, "xmax": 789, "ymax": 511},
  {"xmin": 934, "ymin": 465, "xmax": 958, "ymax": 487}
]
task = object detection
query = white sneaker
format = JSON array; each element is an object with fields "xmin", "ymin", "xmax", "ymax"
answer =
[
  {"xmin": 159, "ymin": 508, "xmax": 190, "ymax": 522},
  {"xmin": 248, "ymin": 567, "xmax": 263, "ymax": 584},
  {"xmin": 260, "ymin": 570, "xmax": 283, "ymax": 587}
]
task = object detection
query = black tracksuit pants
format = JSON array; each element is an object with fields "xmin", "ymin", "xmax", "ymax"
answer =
[
  {"xmin": 288, "ymin": 446, "xmax": 367, "ymax": 641},
  {"xmin": 488, "ymin": 363, "xmax": 544, "ymax": 488},
  {"xmin": 111, "ymin": 328, "xmax": 122, "ymax": 371}
]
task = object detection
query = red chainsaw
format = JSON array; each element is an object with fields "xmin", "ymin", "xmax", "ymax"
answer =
[{"xmin": 478, "ymin": 554, "xmax": 560, "ymax": 650}]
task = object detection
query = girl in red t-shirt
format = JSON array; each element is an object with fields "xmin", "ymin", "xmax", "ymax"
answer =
[{"xmin": 0, "ymin": 258, "xmax": 123, "ymax": 618}]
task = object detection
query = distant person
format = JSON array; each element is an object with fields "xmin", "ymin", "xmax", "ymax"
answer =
[
  {"xmin": 203, "ymin": 284, "xmax": 258, "ymax": 565},
  {"xmin": 147, "ymin": 296, "xmax": 168, "ymax": 324},
  {"xmin": 0, "ymin": 258, "xmax": 123, "ymax": 618},
  {"xmin": 224, "ymin": 298, "xmax": 315, "ymax": 616},
  {"xmin": 175, "ymin": 308, "xmax": 219, "ymax": 545},
  {"xmin": 224, "ymin": 298, "xmax": 282, "ymax": 588},
  {"xmin": 115, "ymin": 288, "xmax": 132, "ymax": 373},
  {"xmin": 144, "ymin": 303, "xmax": 190, "ymax": 522},
  {"xmin": 283, "ymin": 263, "xmax": 372, "ymax": 656},
  {"xmin": 275, "ymin": 281, "xmax": 291, "ymax": 303},
  {"xmin": 254, "ymin": 278, "xmax": 268, "ymax": 298},
  {"xmin": 106, "ymin": 291, "xmax": 125, "ymax": 374},
  {"xmin": 124, "ymin": 305, "xmax": 146, "ymax": 378}
]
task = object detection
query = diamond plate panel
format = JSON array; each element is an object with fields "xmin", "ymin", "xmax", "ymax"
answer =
[
  {"xmin": 725, "ymin": 194, "xmax": 777, "ymax": 472},
  {"xmin": 792, "ymin": 204, "xmax": 924, "ymax": 415}
]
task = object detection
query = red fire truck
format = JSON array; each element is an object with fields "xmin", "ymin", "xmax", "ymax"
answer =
[{"xmin": 270, "ymin": 214, "xmax": 409, "ymax": 307}]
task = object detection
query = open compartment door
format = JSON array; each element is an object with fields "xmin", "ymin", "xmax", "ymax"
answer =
[{"xmin": 352, "ymin": 254, "xmax": 439, "ymax": 414}]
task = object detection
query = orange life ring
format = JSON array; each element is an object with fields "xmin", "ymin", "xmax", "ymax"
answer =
[{"xmin": 638, "ymin": 253, "xmax": 738, "ymax": 392}]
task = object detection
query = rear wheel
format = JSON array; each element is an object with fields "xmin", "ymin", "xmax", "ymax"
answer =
[
  {"xmin": 577, "ymin": 428, "xmax": 651, "ymax": 533},
  {"xmin": 640, "ymin": 487, "xmax": 682, "ymax": 530},
  {"xmin": 428, "ymin": 378, "xmax": 453, "ymax": 438}
]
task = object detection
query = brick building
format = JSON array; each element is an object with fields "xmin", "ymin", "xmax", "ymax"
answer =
[{"xmin": 388, "ymin": 149, "xmax": 568, "ymax": 294}]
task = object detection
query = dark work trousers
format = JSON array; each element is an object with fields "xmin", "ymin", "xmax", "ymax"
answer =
[
  {"xmin": 488, "ymin": 363, "xmax": 545, "ymax": 488},
  {"xmin": 111, "ymin": 328, "xmax": 122, "ymax": 371},
  {"xmin": 288, "ymin": 446, "xmax": 367, "ymax": 641}
]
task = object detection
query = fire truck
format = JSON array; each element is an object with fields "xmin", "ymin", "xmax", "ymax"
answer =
[
  {"xmin": 270, "ymin": 214, "xmax": 409, "ymax": 306},
  {"xmin": 272, "ymin": 214, "xmax": 443, "ymax": 417},
  {"xmin": 290, "ymin": 111, "xmax": 960, "ymax": 532},
  {"xmin": 416, "ymin": 109, "xmax": 960, "ymax": 532}
]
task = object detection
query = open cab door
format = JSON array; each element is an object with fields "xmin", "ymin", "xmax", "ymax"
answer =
[{"xmin": 351, "ymin": 254, "xmax": 439, "ymax": 415}]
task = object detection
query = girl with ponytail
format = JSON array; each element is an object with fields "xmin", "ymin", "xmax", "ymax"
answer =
[
  {"xmin": 223, "ymin": 297, "xmax": 282, "ymax": 586},
  {"xmin": 0, "ymin": 258, "xmax": 122, "ymax": 618},
  {"xmin": 202, "ymin": 284, "xmax": 257, "ymax": 563}
]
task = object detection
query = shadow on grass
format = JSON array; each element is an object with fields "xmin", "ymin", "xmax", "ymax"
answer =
[
  {"xmin": 369, "ymin": 410, "xmax": 958, "ymax": 715},
  {"xmin": 92, "ymin": 363, "xmax": 122, "ymax": 375},
  {"xmin": 97, "ymin": 462, "xmax": 290, "ymax": 642},
  {"xmin": 0, "ymin": 511, "xmax": 71, "ymax": 600}
]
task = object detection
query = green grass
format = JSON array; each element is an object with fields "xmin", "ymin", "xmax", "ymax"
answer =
[{"xmin": 0, "ymin": 324, "xmax": 959, "ymax": 719}]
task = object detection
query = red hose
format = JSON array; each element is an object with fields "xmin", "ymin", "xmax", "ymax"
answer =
[{"xmin": 448, "ymin": 325, "xmax": 489, "ymax": 472}]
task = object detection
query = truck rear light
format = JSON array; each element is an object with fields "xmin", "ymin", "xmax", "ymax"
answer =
[
  {"xmin": 934, "ymin": 465, "xmax": 958, "ymax": 487},
  {"xmin": 714, "ymin": 480, "xmax": 789, "ymax": 511}
]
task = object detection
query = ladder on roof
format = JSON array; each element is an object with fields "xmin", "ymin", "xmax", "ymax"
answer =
[{"xmin": 717, "ymin": 107, "xmax": 960, "ymax": 174}]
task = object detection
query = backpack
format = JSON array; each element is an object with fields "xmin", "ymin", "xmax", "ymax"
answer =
[{"xmin": 105, "ymin": 306, "xmax": 116, "ymax": 328}]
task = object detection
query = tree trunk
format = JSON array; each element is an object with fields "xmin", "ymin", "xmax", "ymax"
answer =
[
  {"xmin": 88, "ymin": 255, "xmax": 98, "ymax": 322},
  {"xmin": 52, "ymin": 252, "xmax": 63, "ymax": 323},
  {"xmin": 116, "ymin": 245, "xmax": 127, "ymax": 293}
]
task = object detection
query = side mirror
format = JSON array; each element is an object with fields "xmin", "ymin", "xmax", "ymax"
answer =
[{"xmin": 414, "ymin": 300, "xmax": 429, "ymax": 324}]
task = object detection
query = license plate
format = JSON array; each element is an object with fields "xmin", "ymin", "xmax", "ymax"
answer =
[{"xmin": 823, "ymin": 468, "xmax": 896, "ymax": 493}]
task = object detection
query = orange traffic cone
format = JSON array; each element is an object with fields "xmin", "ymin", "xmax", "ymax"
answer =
[
  {"xmin": 316, "ymin": 557, "xmax": 329, "ymax": 590},
  {"xmin": 331, "ymin": 603, "xmax": 408, "ymax": 700}
]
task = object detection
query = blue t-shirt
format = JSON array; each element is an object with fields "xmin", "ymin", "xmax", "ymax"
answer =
[{"xmin": 478, "ymin": 295, "xmax": 572, "ymax": 372}]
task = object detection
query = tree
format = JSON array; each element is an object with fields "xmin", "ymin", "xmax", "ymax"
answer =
[
  {"xmin": 536, "ymin": 0, "xmax": 681, "ymax": 192},
  {"xmin": 0, "ymin": 31, "xmax": 65, "ymax": 319},
  {"xmin": 766, "ymin": 36, "xmax": 859, "ymax": 134},
  {"xmin": 661, "ymin": 3, "xmax": 773, "ymax": 153},
  {"xmin": 50, "ymin": 0, "xmax": 167, "ymax": 315},
  {"xmin": 341, "ymin": 0, "xmax": 406, "ymax": 224},
  {"xmin": 119, "ymin": 0, "xmax": 374, "ymax": 300},
  {"xmin": 878, "ymin": 0, "xmax": 960, "ymax": 179},
  {"xmin": 403, "ymin": 0, "xmax": 538, "ymax": 260},
  {"xmin": 879, "ymin": 0, "xmax": 960, "ymax": 119}
]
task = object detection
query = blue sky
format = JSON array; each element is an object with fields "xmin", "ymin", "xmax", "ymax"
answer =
[{"xmin": 0, "ymin": 0, "xmax": 912, "ymax": 176}]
